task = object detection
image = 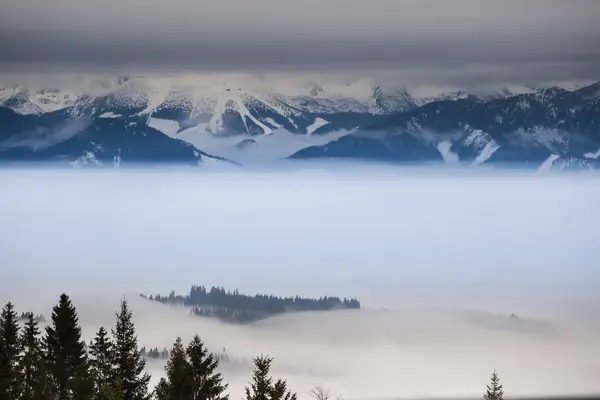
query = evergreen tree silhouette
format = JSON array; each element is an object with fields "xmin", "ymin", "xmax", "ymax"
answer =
[
  {"xmin": 245, "ymin": 355, "xmax": 273, "ymax": 400},
  {"xmin": 18, "ymin": 314, "xmax": 51, "ymax": 400},
  {"xmin": 89, "ymin": 326, "xmax": 120, "ymax": 399},
  {"xmin": 244, "ymin": 355, "xmax": 295, "ymax": 400},
  {"xmin": 43, "ymin": 294, "xmax": 93, "ymax": 399},
  {"xmin": 271, "ymin": 379, "xmax": 297, "ymax": 400},
  {"xmin": 0, "ymin": 302, "xmax": 22, "ymax": 399},
  {"xmin": 186, "ymin": 334, "xmax": 229, "ymax": 400},
  {"xmin": 483, "ymin": 370, "xmax": 504, "ymax": 400},
  {"xmin": 155, "ymin": 336, "xmax": 193, "ymax": 400},
  {"xmin": 112, "ymin": 299, "xmax": 150, "ymax": 399}
]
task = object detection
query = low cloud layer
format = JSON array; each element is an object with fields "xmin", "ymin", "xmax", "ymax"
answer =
[
  {"xmin": 1, "ymin": 167, "xmax": 599, "ymax": 309},
  {"xmin": 0, "ymin": 0, "xmax": 599, "ymax": 80}
]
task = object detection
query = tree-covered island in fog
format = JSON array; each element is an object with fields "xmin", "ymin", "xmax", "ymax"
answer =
[{"xmin": 139, "ymin": 285, "xmax": 361, "ymax": 323}]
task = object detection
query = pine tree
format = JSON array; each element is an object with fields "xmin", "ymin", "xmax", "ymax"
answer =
[
  {"xmin": 271, "ymin": 379, "xmax": 297, "ymax": 400},
  {"xmin": 186, "ymin": 334, "xmax": 228, "ymax": 400},
  {"xmin": 484, "ymin": 370, "xmax": 504, "ymax": 400},
  {"xmin": 154, "ymin": 336, "xmax": 193, "ymax": 400},
  {"xmin": 19, "ymin": 313, "xmax": 50, "ymax": 400},
  {"xmin": 112, "ymin": 299, "xmax": 150, "ymax": 400},
  {"xmin": 0, "ymin": 301, "xmax": 22, "ymax": 400},
  {"xmin": 89, "ymin": 326, "xmax": 118, "ymax": 399},
  {"xmin": 245, "ymin": 355, "xmax": 274, "ymax": 400},
  {"xmin": 43, "ymin": 293, "xmax": 93, "ymax": 399},
  {"xmin": 245, "ymin": 356, "xmax": 297, "ymax": 400}
]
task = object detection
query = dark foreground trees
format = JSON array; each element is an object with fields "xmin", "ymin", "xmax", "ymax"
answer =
[
  {"xmin": 43, "ymin": 293, "xmax": 93, "ymax": 398},
  {"xmin": 0, "ymin": 295, "xmax": 151, "ymax": 400},
  {"xmin": 155, "ymin": 336, "xmax": 192, "ymax": 400},
  {"xmin": 0, "ymin": 295, "xmax": 297, "ymax": 400},
  {"xmin": 112, "ymin": 300, "xmax": 151, "ymax": 399},
  {"xmin": 155, "ymin": 334, "xmax": 229, "ymax": 400},
  {"xmin": 1, "ymin": 294, "xmax": 507, "ymax": 400},
  {"xmin": 0, "ymin": 302, "xmax": 22, "ymax": 399},
  {"xmin": 89, "ymin": 326, "xmax": 120, "ymax": 399},
  {"xmin": 245, "ymin": 355, "xmax": 296, "ymax": 400},
  {"xmin": 19, "ymin": 313, "xmax": 49, "ymax": 399}
]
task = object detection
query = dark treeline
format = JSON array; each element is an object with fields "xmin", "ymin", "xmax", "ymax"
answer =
[
  {"xmin": 140, "ymin": 285, "xmax": 361, "ymax": 323},
  {"xmin": 0, "ymin": 296, "xmax": 506, "ymax": 400},
  {"xmin": 140, "ymin": 346, "xmax": 169, "ymax": 360}
]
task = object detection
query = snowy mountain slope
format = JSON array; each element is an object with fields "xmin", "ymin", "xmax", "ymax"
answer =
[
  {"xmin": 2, "ymin": 73, "xmax": 588, "ymax": 124},
  {"xmin": 288, "ymin": 83, "xmax": 600, "ymax": 170},
  {"xmin": 0, "ymin": 106, "xmax": 236, "ymax": 167},
  {"xmin": 0, "ymin": 74, "xmax": 599, "ymax": 169}
]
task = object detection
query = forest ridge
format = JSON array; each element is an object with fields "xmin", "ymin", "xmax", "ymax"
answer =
[{"xmin": 140, "ymin": 285, "xmax": 361, "ymax": 323}]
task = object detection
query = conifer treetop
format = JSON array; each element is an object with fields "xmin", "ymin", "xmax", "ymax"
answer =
[
  {"xmin": 43, "ymin": 293, "xmax": 91, "ymax": 399},
  {"xmin": 0, "ymin": 301, "xmax": 23, "ymax": 398},
  {"xmin": 187, "ymin": 334, "xmax": 229, "ymax": 400},
  {"xmin": 112, "ymin": 299, "xmax": 150, "ymax": 400},
  {"xmin": 484, "ymin": 370, "xmax": 504, "ymax": 400}
]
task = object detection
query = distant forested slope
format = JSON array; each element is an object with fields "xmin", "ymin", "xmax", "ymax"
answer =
[{"xmin": 140, "ymin": 285, "xmax": 361, "ymax": 323}]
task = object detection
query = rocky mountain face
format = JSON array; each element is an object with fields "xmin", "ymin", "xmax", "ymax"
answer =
[
  {"xmin": 292, "ymin": 84, "xmax": 600, "ymax": 170},
  {"xmin": 0, "ymin": 75, "xmax": 598, "ymax": 169}
]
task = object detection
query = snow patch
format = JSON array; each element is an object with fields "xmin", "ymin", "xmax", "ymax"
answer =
[
  {"xmin": 436, "ymin": 141, "xmax": 459, "ymax": 165},
  {"xmin": 406, "ymin": 118, "xmax": 423, "ymax": 132},
  {"xmin": 148, "ymin": 117, "xmax": 180, "ymax": 137},
  {"xmin": 552, "ymin": 157, "xmax": 589, "ymax": 171},
  {"xmin": 174, "ymin": 126, "xmax": 350, "ymax": 165},
  {"xmin": 463, "ymin": 129, "xmax": 500, "ymax": 165},
  {"xmin": 529, "ymin": 127, "xmax": 567, "ymax": 149},
  {"xmin": 71, "ymin": 151, "xmax": 103, "ymax": 168},
  {"xmin": 99, "ymin": 112, "xmax": 120, "ymax": 119},
  {"xmin": 209, "ymin": 95, "xmax": 228, "ymax": 134},
  {"xmin": 0, "ymin": 86, "xmax": 78, "ymax": 115},
  {"xmin": 7, "ymin": 102, "xmax": 44, "ymax": 115},
  {"xmin": 584, "ymin": 148, "xmax": 600, "ymax": 160},
  {"xmin": 234, "ymin": 97, "xmax": 273, "ymax": 135},
  {"xmin": 537, "ymin": 154, "xmax": 560, "ymax": 172},
  {"xmin": 518, "ymin": 99, "xmax": 531, "ymax": 111},
  {"xmin": 306, "ymin": 118, "xmax": 330, "ymax": 135},
  {"xmin": 134, "ymin": 77, "xmax": 173, "ymax": 116},
  {"xmin": 264, "ymin": 117, "xmax": 283, "ymax": 129},
  {"xmin": 474, "ymin": 142, "xmax": 500, "ymax": 165}
]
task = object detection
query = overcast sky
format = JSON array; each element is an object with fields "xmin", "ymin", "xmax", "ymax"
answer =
[{"xmin": 0, "ymin": 0, "xmax": 599, "ymax": 81}]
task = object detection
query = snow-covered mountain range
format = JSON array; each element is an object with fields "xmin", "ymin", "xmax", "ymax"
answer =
[{"xmin": 0, "ymin": 74, "xmax": 598, "ymax": 170}]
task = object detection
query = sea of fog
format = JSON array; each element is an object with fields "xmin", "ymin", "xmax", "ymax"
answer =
[{"xmin": 1, "ymin": 164, "xmax": 599, "ymax": 398}]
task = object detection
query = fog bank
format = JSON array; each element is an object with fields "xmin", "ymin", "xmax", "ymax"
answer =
[{"xmin": 0, "ymin": 166, "xmax": 599, "ymax": 397}]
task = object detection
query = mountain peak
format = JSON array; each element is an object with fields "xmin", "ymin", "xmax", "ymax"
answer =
[{"xmin": 1, "ymin": 74, "xmax": 599, "ymax": 170}]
